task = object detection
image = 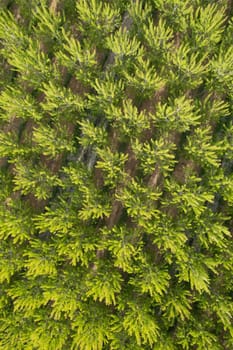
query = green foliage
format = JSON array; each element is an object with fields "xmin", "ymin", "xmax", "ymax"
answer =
[
  {"xmin": 189, "ymin": 4, "xmax": 226, "ymax": 53},
  {"xmin": 33, "ymin": 196, "xmax": 79, "ymax": 234},
  {"xmin": 76, "ymin": 0, "xmax": 121, "ymax": 45},
  {"xmin": 106, "ymin": 27, "xmax": 143, "ymax": 66},
  {"xmin": 24, "ymin": 240, "xmax": 58, "ymax": 277},
  {"xmin": 0, "ymin": 130, "xmax": 31, "ymax": 158},
  {"xmin": 0, "ymin": 0, "xmax": 232, "ymax": 349},
  {"xmin": 8, "ymin": 40, "xmax": 58, "ymax": 88},
  {"xmin": 196, "ymin": 212, "xmax": 231, "ymax": 249},
  {"xmin": 177, "ymin": 252, "xmax": 212, "ymax": 293},
  {"xmin": 185, "ymin": 127, "xmax": 224, "ymax": 167},
  {"xmin": 42, "ymin": 277, "xmax": 82, "ymax": 320},
  {"xmin": 40, "ymin": 81, "xmax": 83, "ymax": 117},
  {"xmin": 121, "ymin": 301, "xmax": 159, "ymax": 346},
  {"xmin": 7, "ymin": 279, "xmax": 46, "ymax": 316},
  {"xmin": 96, "ymin": 148, "xmax": 128, "ymax": 187},
  {"xmin": 117, "ymin": 178, "xmax": 161, "ymax": 222},
  {"xmin": 32, "ymin": 123, "xmax": 75, "ymax": 157},
  {"xmin": 197, "ymin": 94, "xmax": 230, "ymax": 122},
  {"xmin": 13, "ymin": 160, "xmax": 63, "ymax": 200},
  {"xmin": 105, "ymin": 99, "xmax": 150, "ymax": 137},
  {"xmin": 124, "ymin": 57, "xmax": 165, "ymax": 98},
  {"xmin": 149, "ymin": 213, "xmax": 188, "ymax": 262},
  {"xmin": 75, "ymin": 177, "xmax": 111, "ymax": 220},
  {"xmin": 71, "ymin": 303, "xmax": 113, "ymax": 350},
  {"xmin": 33, "ymin": 4, "xmax": 64, "ymax": 47},
  {"xmin": 209, "ymin": 46, "xmax": 233, "ymax": 95},
  {"xmin": 161, "ymin": 287, "xmax": 192, "ymax": 322},
  {"xmin": 143, "ymin": 17, "xmax": 174, "ymax": 65},
  {"xmin": 56, "ymin": 28, "xmax": 98, "ymax": 83},
  {"xmin": 85, "ymin": 267, "xmax": 122, "ymax": 305},
  {"xmin": 78, "ymin": 119, "xmax": 108, "ymax": 148},
  {"xmin": 0, "ymin": 10, "xmax": 29, "ymax": 55},
  {"xmin": 89, "ymin": 74, "xmax": 125, "ymax": 110},
  {"xmin": 168, "ymin": 42, "xmax": 208, "ymax": 90},
  {"xmin": 153, "ymin": 95, "xmax": 200, "ymax": 131},
  {"xmin": 0, "ymin": 313, "xmax": 34, "ymax": 350},
  {"xmin": 132, "ymin": 136, "xmax": 176, "ymax": 175},
  {"xmin": 0, "ymin": 242, "xmax": 24, "ymax": 283},
  {"xmin": 56, "ymin": 229, "xmax": 97, "ymax": 267},
  {"xmin": 153, "ymin": 0, "xmax": 192, "ymax": 31},
  {"xmin": 128, "ymin": 0, "xmax": 152, "ymax": 34},
  {"xmin": 0, "ymin": 199, "xmax": 35, "ymax": 243},
  {"xmin": 129, "ymin": 263, "xmax": 170, "ymax": 302},
  {"xmin": 30, "ymin": 312, "xmax": 70, "ymax": 350},
  {"xmin": 164, "ymin": 176, "xmax": 214, "ymax": 216},
  {"xmin": 0, "ymin": 86, "xmax": 42, "ymax": 122},
  {"xmin": 104, "ymin": 225, "xmax": 143, "ymax": 273}
]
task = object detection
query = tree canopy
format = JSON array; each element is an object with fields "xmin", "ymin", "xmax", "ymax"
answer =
[{"xmin": 0, "ymin": 0, "xmax": 232, "ymax": 349}]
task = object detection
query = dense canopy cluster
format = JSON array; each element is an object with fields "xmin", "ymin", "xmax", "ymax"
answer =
[{"xmin": 0, "ymin": 0, "xmax": 233, "ymax": 349}]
